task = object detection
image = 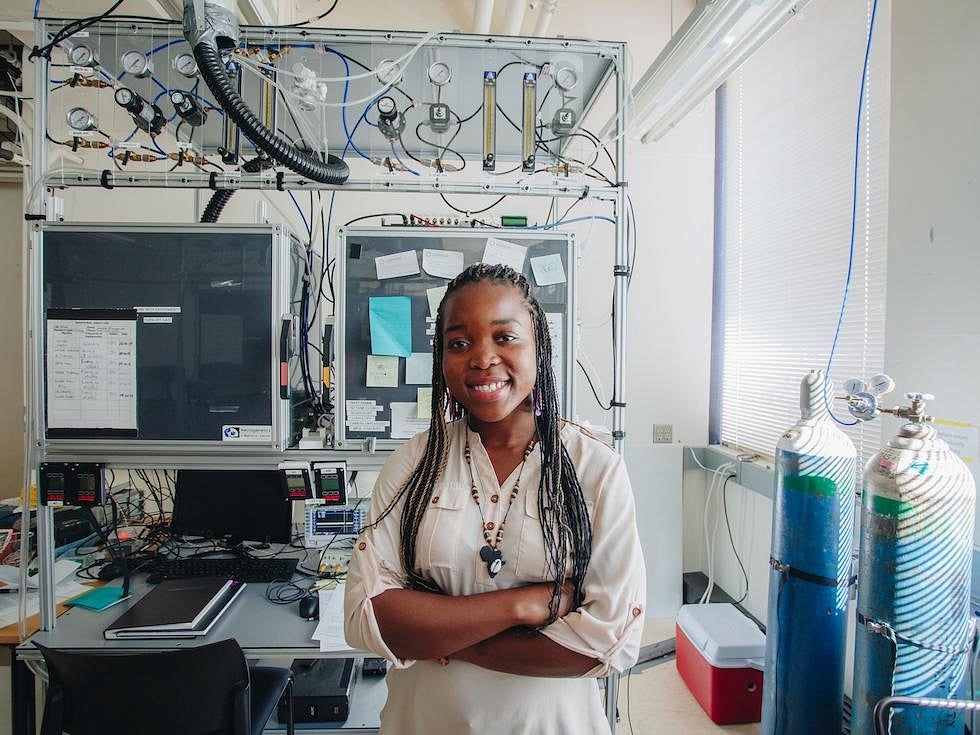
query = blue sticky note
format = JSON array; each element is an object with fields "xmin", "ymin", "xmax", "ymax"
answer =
[
  {"xmin": 369, "ymin": 296, "xmax": 412, "ymax": 358},
  {"xmin": 66, "ymin": 586, "xmax": 130, "ymax": 612}
]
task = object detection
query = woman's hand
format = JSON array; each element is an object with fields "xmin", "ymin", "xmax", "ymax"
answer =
[{"xmin": 514, "ymin": 581, "xmax": 576, "ymax": 628}]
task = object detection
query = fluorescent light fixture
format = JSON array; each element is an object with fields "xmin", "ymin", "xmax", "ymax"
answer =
[{"xmin": 621, "ymin": 0, "xmax": 811, "ymax": 143}]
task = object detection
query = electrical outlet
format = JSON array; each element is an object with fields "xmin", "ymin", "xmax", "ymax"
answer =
[{"xmin": 653, "ymin": 424, "xmax": 673, "ymax": 444}]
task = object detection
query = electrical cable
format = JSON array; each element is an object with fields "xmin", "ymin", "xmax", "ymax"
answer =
[
  {"xmin": 576, "ymin": 358, "xmax": 611, "ymax": 411},
  {"xmin": 30, "ymin": 0, "xmax": 126, "ymax": 61},
  {"xmin": 283, "ymin": 0, "xmax": 339, "ymax": 27},
  {"xmin": 342, "ymin": 213, "xmax": 408, "ymax": 227},
  {"xmin": 439, "ymin": 192, "xmax": 507, "ymax": 216},
  {"xmin": 722, "ymin": 473, "xmax": 749, "ymax": 604},
  {"xmin": 824, "ymin": 0, "xmax": 879, "ymax": 426}
]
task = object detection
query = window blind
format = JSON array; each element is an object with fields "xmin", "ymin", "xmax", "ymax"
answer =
[{"xmin": 718, "ymin": 0, "xmax": 889, "ymax": 467}]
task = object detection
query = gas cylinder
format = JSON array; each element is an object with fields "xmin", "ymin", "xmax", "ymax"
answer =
[
  {"xmin": 852, "ymin": 393, "xmax": 976, "ymax": 734},
  {"xmin": 761, "ymin": 370, "xmax": 856, "ymax": 735}
]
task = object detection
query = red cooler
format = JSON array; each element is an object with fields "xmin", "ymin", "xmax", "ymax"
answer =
[{"xmin": 675, "ymin": 603, "xmax": 766, "ymax": 725}]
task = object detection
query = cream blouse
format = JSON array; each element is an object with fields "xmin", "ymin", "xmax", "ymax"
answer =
[{"xmin": 344, "ymin": 420, "xmax": 646, "ymax": 734}]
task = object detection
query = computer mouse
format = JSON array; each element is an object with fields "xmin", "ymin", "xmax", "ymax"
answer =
[{"xmin": 299, "ymin": 595, "xmax": 318, "ymax": 620}]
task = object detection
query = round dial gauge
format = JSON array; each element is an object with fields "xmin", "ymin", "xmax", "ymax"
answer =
[
  {"xmin": 868, "ymin": 373, "xmax": 896, "ymax": 396},
  {"xmin": 427, "ymin": 61, "xmax": 452, "ymax": 86},
  {"xmin": 843, "ymin": 378, "xmax": 865, "ymax": 395},
  {"xmin": 66, "ymin": 107, "xmax": 98, "ymax": 131},
  {"xmin": 173, "ymin": 52, "xmax": 198, "ymax": 78},
  {"xmin": 376, "ymin": 96, "xmax": 397, "ymax": 119},
  {"xmin": 554, "ymin": 66, "xmax": 579, "ymax": 92},
  {"xmin": 114, "ymin": 87, "xmax": 135, "ymax": 107},
  {"xmin": 68, "ymin": 44, "xmax": 95, "ymax": 66},
  {"xmin": 375, "ymin": 58, "xmax": 402, "ymax": 85},
  {"xmin": 121, "ymin": 50, "xmax": 152, "ymax": 78}
]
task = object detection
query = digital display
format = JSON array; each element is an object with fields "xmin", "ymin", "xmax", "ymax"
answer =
[
  {"xmin": 286, "ymin": 474, "xmax": 306, "ymax": 489},
  {"xmin": 314, "ymin": 466, "xmax": 346, "ymax": 505}
]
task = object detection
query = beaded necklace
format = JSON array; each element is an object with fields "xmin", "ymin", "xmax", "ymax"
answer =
[{"xmin": 464, "ymin": 437, "xmax": 536, "ymax": 579}]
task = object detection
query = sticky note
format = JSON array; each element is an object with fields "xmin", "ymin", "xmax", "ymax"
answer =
[
  {"xmin": 483, "ymin": 237, "xmax": 527, "ymax": 273},
  {"xmin": 422, "ymin": 249, "xmax": 465, "ymax": 279},
  {"xmin": 369, "ymin": 296, "xmax": 412, "ymax": 357},
  {"xmin": 405, "ymin": 352, "xmax": 433, "ymax": 384},
  {"xmin": 390, "ymin": 402, "xmax": 430, "ymax": 439},
  {"xmin": 530, "ymin": 254, "xmax": 567, "ymax": 286},
  {"xmin": 426, "ymin": 286, "xmax": 448, "ymax": 319},
  {"xmin": 416, "ymin": 388, "xmax": 433, "ymax": 419},
  {"xmin": 375, "ymin": 250, "xmax": 420, "ymax": 280},
  {"xmin": 366, "ymin": 355, "xmax": 399, "ymax": 388}
]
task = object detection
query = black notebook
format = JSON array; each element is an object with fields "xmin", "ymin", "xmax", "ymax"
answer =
[{"xmin": 104, "ymin": 577, "xmax": 246, "ymax": 639}]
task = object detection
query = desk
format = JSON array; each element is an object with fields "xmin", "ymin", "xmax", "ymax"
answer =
[{"xmin": 17, "ymin": 579, "xmax": 385, "ymax": 733}]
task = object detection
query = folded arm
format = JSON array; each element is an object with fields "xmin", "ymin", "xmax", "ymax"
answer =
[{"xmin": 370, "ymin": 582, "xmax": 567, "ymax": 661}]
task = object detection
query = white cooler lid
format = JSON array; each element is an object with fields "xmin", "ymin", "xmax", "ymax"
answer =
[{"xmin": 676, "ymin": 603, "xmax": 765, "ymax": 668}]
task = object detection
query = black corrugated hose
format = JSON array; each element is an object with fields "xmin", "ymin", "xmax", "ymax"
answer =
[
  {"xmin": 200, "ymin": 189, "xmax": 234, "ymax": 222},
  {"xmin": 200, "ymin": 156, "xmax": 268, "ymax": 222},
  {"xmin": 192, "ymin": 42, "xmax": 349, "ymax": 185}
]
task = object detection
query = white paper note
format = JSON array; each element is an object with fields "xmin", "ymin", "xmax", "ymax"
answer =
[
  {"xmin": 390, "ymin": 402, "xmax": 430, "ymax": 439},
  {"xmin": 365, "ymin": 355, "xmax": 399, "ymax": 388},
  {"xmin": 530, "ymin": 254, "xmax": 567, "ymax": 286},
  {"xmin": 345, "ymin": 400, "xmax": 389, "ymax": 432},
  {"xmin": 46, "ymin": 316, "xmax": 137, "ymax": 430},
  {"xmin": 422, "ymin": 249, "xmax": 465, "ymax": 279},
  {"xmin": 935, "ymin": 420, "xmax": 978, "ymax": 466},
  {"xmin": 375, "ymin": 250, "xmax": 420, "ymax": 280},
  {"xmin": 405, "ymin": 352, "xmax": 433, "ymax": 384},
  {"xmin": 482, "ymin": 237, "xmax": 528, "ymax": 273},
  {"xmin": 426, "ymin": 286, "xmax": 448, "ymax": 318},
  {"xmin": 313, "ymin": 586, "xmax": 356, "ymax": 653}
]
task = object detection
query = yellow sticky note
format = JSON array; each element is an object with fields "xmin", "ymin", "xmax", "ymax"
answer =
[{"xmin": 416, "ymin": 388, "xmax": 433, "ymax": 419}]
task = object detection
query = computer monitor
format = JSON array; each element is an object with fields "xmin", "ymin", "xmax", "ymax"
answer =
[{"xmin": 171, "ymin": 470, "xmax": 293, "ymax": 545}]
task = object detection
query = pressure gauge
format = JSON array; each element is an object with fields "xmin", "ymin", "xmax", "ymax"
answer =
[
  {"xmin": 66, "ymin": 107, "xmax": 98, "ymax": 131},
  {"xmin": 376, "ymin": 96, "xmax": 397, "ymax": 121},
  {"xmin": 843, "ymin": 378, "xmax": 866, "ymax": 396},
  {"xmin": 68, "ymin": 44, "xmax": 95, "ymax": 66},
  {"xmin": 554, "ymin": 66, "xmax": 579, "ymax": 92},
  {"xmin": 427, "ymin": 61, "xmax": 452, "ymax": 87},
  {"xmin": 121, "ymin": 50, "xmax": 153, "ymax": 78},
  {"xmin": 868, "ymin": 373, "xmax": 896, "ymax": 396},
  {"xmin": 114, "ymin": 87, "xmax": 135, "ymax": 107},
  {"xmin": 173, "ymin": 52, "xmax": 198, "ymax": 78},
  {"xmin": 375, "ymin": 58, "xmax": 402, "ymax": 85}
]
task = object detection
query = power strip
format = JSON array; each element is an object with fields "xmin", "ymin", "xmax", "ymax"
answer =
[{"xmin": 407, "ymin": 213, "xmax": 501, "ymax": 228}]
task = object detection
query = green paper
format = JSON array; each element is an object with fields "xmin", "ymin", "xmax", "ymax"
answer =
[{"xmin": 66, "ymin": 586, "xmax": 130, "ymax": 612}]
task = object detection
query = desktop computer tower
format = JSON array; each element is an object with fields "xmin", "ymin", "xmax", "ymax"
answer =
[{"xmin": 278, "ymin": 657, "xmax": 355, "ymax": 723}]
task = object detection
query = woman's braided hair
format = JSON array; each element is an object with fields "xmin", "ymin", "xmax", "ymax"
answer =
[{"xmin": 372, "ymin": 263, "xmax": 592, "ymax": 622}]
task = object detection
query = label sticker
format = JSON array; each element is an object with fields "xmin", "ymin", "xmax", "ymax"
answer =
[{"xmin": 221, "ymin": 425, "xmax": 273, "ymax": 441}]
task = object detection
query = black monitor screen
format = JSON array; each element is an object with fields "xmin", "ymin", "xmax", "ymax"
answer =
[{"xmin": 171, "ymin": 470, "xmax": 292, "ymax": 544}]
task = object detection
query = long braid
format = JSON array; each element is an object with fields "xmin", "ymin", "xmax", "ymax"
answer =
[{"xmin": 372, "ymin": 263, "xmax": 592, "ymax": 607}]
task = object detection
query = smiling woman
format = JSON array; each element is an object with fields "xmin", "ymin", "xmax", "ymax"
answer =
[{"xmin": 344, "ymin": 263, "xmax": 647, "ymax": 735}]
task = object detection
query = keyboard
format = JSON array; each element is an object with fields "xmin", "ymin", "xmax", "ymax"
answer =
[{"xmin": 147, "ymin": 557, "xmax": 299, "ymax": 584}]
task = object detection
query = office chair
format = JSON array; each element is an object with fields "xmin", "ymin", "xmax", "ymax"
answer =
[{"xmin": 36, "ymin": 638, "xmax": 294, "ymax": 735}]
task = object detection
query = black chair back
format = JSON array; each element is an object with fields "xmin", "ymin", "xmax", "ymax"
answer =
[{"xmin": 37, "ymin": 638, "xmax": 252, "ymax": 735}]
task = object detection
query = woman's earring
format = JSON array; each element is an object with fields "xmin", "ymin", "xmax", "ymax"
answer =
[{"xmin": 533, "ymin": 386, "xmax": 543, "ymax": 417}]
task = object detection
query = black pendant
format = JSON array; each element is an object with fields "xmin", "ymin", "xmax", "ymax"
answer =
[{"xmin": 479, "ymin": 545, "xmax": 505, "ymax": 579}]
